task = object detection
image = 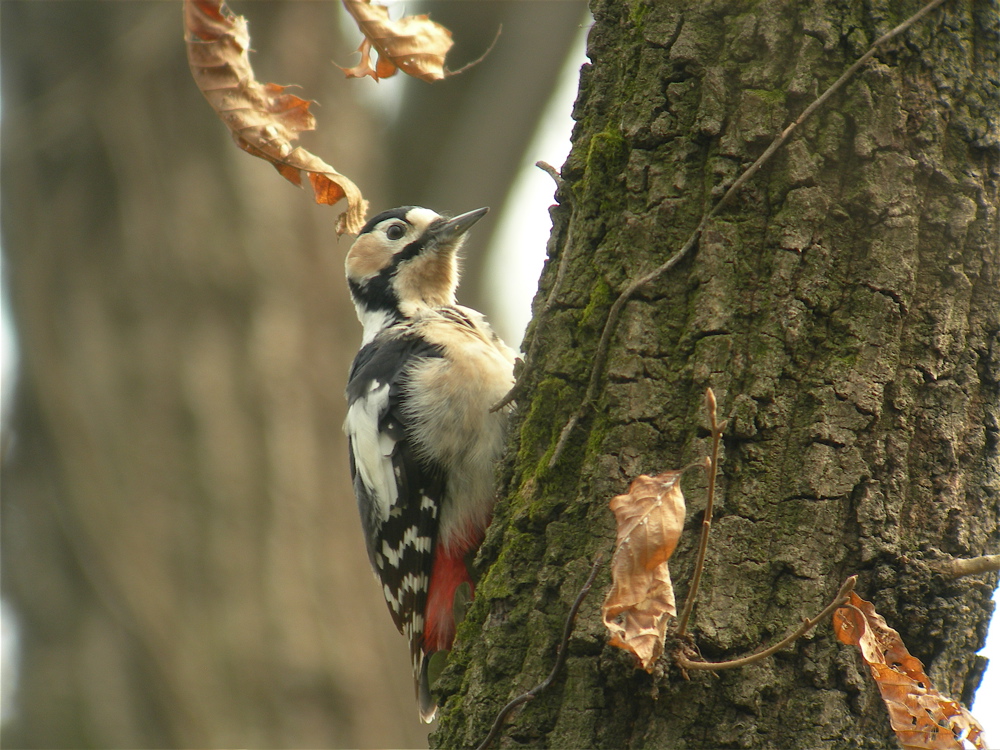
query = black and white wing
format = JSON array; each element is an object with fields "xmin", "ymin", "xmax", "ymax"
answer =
[{"xmin": 344, "ymin": 332, "xmax": 447, "ymax": 676}]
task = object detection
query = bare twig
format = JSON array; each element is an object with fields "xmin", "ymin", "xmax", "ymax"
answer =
[
  {"xmin": 675, "ymin": 389, "xmax": 724, "ymax": 637},
  {"xmin": 447, "ymin": 24, "xmax": 502, "ymax": 78},
  {"xmin": 476, "ymin": 555, "xmax": 604, "ymax": 750},
  {"xmin": 544, "ymin": 0, "xmax": 952, "ymax": 468},
  {"xmin": 675, "ymin": 576, "xmax": 857, "ymax": 671},
  {"xmin": 534, "ymin": 159, "xmax": 562, "ymax": 187},
  {"xmin": 932, "ymin": 555, "xmax": 1000, "ymax": 578}
]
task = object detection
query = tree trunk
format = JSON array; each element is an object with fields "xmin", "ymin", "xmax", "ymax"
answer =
[{"xmin": 432, "ymin": 1, "xmax": 999, "ymax": 747}]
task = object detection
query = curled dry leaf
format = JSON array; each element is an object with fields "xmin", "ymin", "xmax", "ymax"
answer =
[
  {"xmin": 184, "ymin": 0, "xmax": 368, "ymax": 234},
  {"xmin": 833, "ymin": 592, "xmax": 986, "ymax": 750},
  {"xmin": 341, "ymin": 0, "xmax": 453, "ymax": 82},
  {"xmin": 602, "ymin": 472, "xmax": 686, "ymax": 671}
]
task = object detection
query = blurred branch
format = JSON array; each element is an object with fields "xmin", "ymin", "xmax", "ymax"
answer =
[{"xmin": 932, "ymin": 555, "xmax": 1000, "ymax": 578}]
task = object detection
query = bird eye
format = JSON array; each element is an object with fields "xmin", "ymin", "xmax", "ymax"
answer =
[{"xmin": 386, "ymin": 223, "xmax": 406, "ymax": 241}]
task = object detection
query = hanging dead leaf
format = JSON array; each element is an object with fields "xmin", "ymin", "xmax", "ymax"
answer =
[
  {"xmin": 184, "ymin": 0, "xmax": 368, "ymax": 234},
  {"xmin": 341, "ymin": 0, "xmax": 453, "ymax": 82},
  {"xmin": 602, "ymin": 471, "xmax": 686, "ymax": 671},
  {"xmin": 833, "ymin": 592, "xmax": 986, "ymax": 750}
]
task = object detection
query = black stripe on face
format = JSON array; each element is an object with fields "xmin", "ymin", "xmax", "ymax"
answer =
[
  {"xmin": 349, "ymin": 271, "xmax": 399, "ymax": 314},
  {"xmin": 351, "ymin": 207, "xmax": 452, "ymax": 313},
  {"xmin": 394, "ymin": 218, "xmax": 448, "ymax": 265},
  {"xmin": 350, "ymin": 223, "xmax": 448, "ymax": 312}
]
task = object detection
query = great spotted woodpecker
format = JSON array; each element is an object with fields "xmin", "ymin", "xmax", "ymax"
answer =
[{"xmin": 343, "ymin": 206, "xmax": 515, "ymax": 722}]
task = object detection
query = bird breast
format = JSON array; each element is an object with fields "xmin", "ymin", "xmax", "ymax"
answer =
[{"xmin": 402, "ymin": 308, "xmax": 516, "ymax": 550}]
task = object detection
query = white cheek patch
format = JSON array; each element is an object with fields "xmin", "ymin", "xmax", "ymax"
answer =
[
  {"xmin": 345, "ymin": 382, "xmax": 397, "ymax": 521},
  {"xmin": 346, "ymin": 234, "xmax": 394, "ymax": 281}
]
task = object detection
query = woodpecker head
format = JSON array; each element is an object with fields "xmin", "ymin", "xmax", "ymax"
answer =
[{"xmin": 346, "ymin": 206, "xmax": 489, "ymax": 321}]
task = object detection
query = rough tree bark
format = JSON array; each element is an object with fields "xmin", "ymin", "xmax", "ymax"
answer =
[{"xmin": 433, "ymin": 1, "xmax": 999, "ymax": 748}]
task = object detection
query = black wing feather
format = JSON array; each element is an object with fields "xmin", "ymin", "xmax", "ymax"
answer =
[{"xmin": 346, "ymin": 331, "xmax": 447, "ymax": 675}]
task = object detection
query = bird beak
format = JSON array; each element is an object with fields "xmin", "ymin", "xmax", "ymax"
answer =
[{"xmin": 430, "ymin": 207, "xmax": 489, "ymax": 244}]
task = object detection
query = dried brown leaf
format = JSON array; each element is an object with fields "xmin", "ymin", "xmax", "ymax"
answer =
[
  {"xmin": 602, "ymin": 472, "xmax": 686, "ymax": 671},
  {"xmin": 341, "ymin": 0, "xmax": 454, "ymax": 83},
  {"xmin": 833, "ymin": 592, "xmax": 986, "ymax": 750},
  {"xmin": 184, "ymin": 0, "xmax": 368, "ymax": 234}
]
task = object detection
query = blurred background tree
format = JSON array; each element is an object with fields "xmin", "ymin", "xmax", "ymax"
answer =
[{"xmin": 0, "ymin": 1, "xmax": 586, "ymax": 747}]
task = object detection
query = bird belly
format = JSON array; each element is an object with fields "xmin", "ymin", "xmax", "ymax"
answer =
[{"xmin": 403, "ymin": 335, "xmax": 513, "ymax": 551}]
